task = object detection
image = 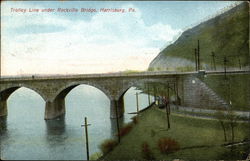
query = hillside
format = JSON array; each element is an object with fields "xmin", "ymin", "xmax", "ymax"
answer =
[
  {"xmin": 104, "ymin": 107, "xmax": 250, "ymax": 160},
  {"xmin": 148, "ymin": 2, "xmax": 249, "ymax": 72}
]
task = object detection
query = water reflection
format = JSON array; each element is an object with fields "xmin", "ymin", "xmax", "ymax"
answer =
[
  {"xmin": 110, "ymin": 117, "xmax": 125, "ymax": 137},
  {"xmin": 0, "ymin": 116, "xmax": 7, "ymax": 135},
  {"xmin": 0, "ymin": 86, "xmax": 150, "ymax": 160},
  {"xmin": 45, "ymin": 115, "xmax": 66, "ymax": 136}
]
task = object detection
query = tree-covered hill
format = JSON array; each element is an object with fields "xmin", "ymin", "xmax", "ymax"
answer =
[{"xmin": 148, "ymin": 2, "xmax": 249, "ymax": 72}]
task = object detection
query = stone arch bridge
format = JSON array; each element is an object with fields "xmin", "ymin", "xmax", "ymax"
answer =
[{"xmin": 0, "ymin": 71, "xmax": 230, "ymax": 120}]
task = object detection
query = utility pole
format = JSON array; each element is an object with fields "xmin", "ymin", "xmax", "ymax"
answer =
[
  {"xmin": 175, "ymin": 77, "xmax": 179, "ymax": 105},
  {"xmin": 224, "ymin": 56, "xmax": 228, "ymax": 79},
  {"xmin": 165, "ymin": 83, "xmax": 170, "ymax": 129},
  {"xmin": 0, "ymin": 46, "xmax": 1, "ymax": 79},
  {"xmin": 173, "ymin": 82, "xmax": 177, "ymax": 104},
  {"xmin": 197, "ymin": 40, "xmax": 200, "ymax": 70},
  {"xmin": 237, "ymin": 56, "xmax": 242, "ymax": 70},
  {"xmin": 147, "ymin": 86, "xmax": 151, "ymax": 105},
  {"xmin": 81, "ymin": 117, "xmax": 91, "ymax": 161},
  {"xmin": 194, "ymin": 48, "xmax": 198, "ymax": 71},
  {"xmin": 167, "ymin": 83, "xmax": 170, "ymax": 115},
  {"xmin": 165, "ymin": 98, "xmax": 170, "ymax": 129},
  {"xmin": 114, "ymin": 101, "xmax": 121, "ymax": 143},
  {"xmin": 228, "ymin": 78, "xmax": 232, "ymax": 106},
  {"xmin": 153, "ymin": 86, "xmax": 156, "ymax": 102},
  {"xmin": 211, "ymin": 52, "xmax": 216, "ymax": 71},
  {"xmin": 136, "ymin": 92, "xmax": 139, "ymax": 113}
]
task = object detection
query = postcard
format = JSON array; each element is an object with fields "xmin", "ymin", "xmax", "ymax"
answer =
[{"xmin": 0, "ymin": 1, "xmax": 249, "ymax": 160}]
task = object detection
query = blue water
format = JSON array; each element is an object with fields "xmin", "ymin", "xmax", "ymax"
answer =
[{"xmin": 0, "ymin": 85, "xmax": 152, "ymax": 160}]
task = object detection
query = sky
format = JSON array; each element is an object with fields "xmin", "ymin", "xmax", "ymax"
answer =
[{"xmin": 1, "ymin": 1, "xmax": 239, "ymax": 76}]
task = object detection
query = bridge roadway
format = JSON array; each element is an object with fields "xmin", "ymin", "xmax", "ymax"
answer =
[
  {"xmin": 0, "ymin": 70, "xmax": 249, "ymax": 120},
  {"xmin": 0, "ymin": 71, "xmax": 196, "ymax": 80},
  {"xmin": 1, "ymin": 70, "xmax": 248, "ymax": 80}
]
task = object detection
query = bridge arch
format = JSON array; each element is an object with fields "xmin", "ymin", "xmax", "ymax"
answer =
[
  {"xmin": 51, "ymin": 81, "xmax": 112, "ymax": 101},
  {"xmin": 116, "ymin": 80, "xmax": 181, "ymax": 108},
  {"xmin": 0, "ymin": 85, "xmax": 46, "ymax": 117},
  {"xmin": 116, "ymin": 81, "xmax": 143, "ymax": 100},
  {"xmin": 113, "ymin": 81, "xmax": 147, "ymax": 117},
  {"xmin": 0, "ymin": 84, "xmax": 47, "ymax": 101},
  {"xmin": 44, "ymin": 81, "xmax": 114, "ymax": 120}
]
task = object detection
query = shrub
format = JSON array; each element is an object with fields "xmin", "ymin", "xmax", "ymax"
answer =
[
  {"xmin": 158, "ymin": 137, "xmax": 180, "ymax": 154},
  {"xmin": 141, "ymin": 142, "xmax": 155, "ymax": 160},
  {"xmin": 99, "ymin": 139, "xmax": 118, "ymax": 154},
  {"xmin": 131, "ymin": 116, "xmax": 139, "ymax": 124},
  {"xmin": 117, "ymin": 123, "xmax": 133, "ymax": 137}
]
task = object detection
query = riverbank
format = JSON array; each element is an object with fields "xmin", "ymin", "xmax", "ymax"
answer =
[{"xmin": 103, "ymin": 105, "xmax": 250, "ymax": 160}]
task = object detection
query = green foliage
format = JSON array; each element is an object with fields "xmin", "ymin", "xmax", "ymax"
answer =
[
  {"xmin": 117, "ymin": 123, "xmax": 133, "ymax": 137},
  {"xmin": 149, "ymin": 2, "xmax": 249, "ymax": 71},
  {"xmin": 104, "ymin": 107, "xmax": 250, "ymax": 160},
  {"xmin": 226, "ymin": 109, "xmax": 238, "ymax": 121},
  {"xmin": 131, "ymin": 116, "xmax": 139, "ymax": 124},
  {"xmin": 99, "ymin": 139, "xmax": 118, "ymax": 154},
  {"xmin": 141, "ymin": 142, "xmax": 155, "ymax": 160},
  {"xmin": 158, "ymin": 137, "xmax": 180, "ymax": 154}
]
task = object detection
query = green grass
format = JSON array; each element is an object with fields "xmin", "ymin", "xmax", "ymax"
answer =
[
  {"xmin": 139, "ymin": 73, "xmax": 250, "ymax": 111},
  {"xmin": 201, "ymin": 74, "xmax": 250, "ymax": 111},
  {"xmin": 104, "ymin": 107, "xmax": 250, "ymax": 160}
]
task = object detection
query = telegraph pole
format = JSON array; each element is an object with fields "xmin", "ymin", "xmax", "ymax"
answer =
[
  {"xmin": 136, "ymin": 92, "xmax": 139, "ymax": 113},
  {"xmin": 167, "ymin": 83, "xmax": 170, "ymax": 115},
  {"xmin": 224, "ymin": 56, "xmax": 228, "ymax": 79},
  {"xmin": 114, "ymin": 101, "xmax": 121, "ymax": 143},
  {"xmin": 237, "ymin": 56, "xmax": 241, "ymax": 70},
  {"xmin": 165, "ymin": 83, "xmax": 170, "ymax": 129},
  {"xmin": 197, "ymin": 40, "xmax": 200, "ymax": 70},
  {"xmin": 175, "ymin": 77, "xmax": 179, "ymax": 104},
  {"xmin": 173, "ymin": 82, "xmax": 177, "ymax": 104},
  {"xmin": 81, "ymin": 117, "xmax": 91, "ymax": 161},
  {"xmin": 147, "ymin": 86, "xmax": 151, "ymax": 105},
  {"xmin": 153, "ymin": 86, "xmax": 156, "ymax": 102},
  {"xmin": 0, "ymin": 45, "xmax": 1, "ymax": 79},
  {"xmin": 165, "ymin": 99, "xmax": 170, "ymax": 129},
  {"xmin": 211, "ymin": 52, "xmax": 216, "ymax": 71},
  {"xmin": 194, "ymin": 48, "xmax": 198, "ymax": 71}
]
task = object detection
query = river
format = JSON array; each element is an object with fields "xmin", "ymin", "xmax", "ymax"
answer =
[{"xmin": 0, "ymin": 85, "xmax": 152, "ymax": 160}]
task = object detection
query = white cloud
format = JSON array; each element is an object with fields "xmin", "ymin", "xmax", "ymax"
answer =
[{"xmin": 1, "ymin": 2, "xmax": 181, "ymax": 76}]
